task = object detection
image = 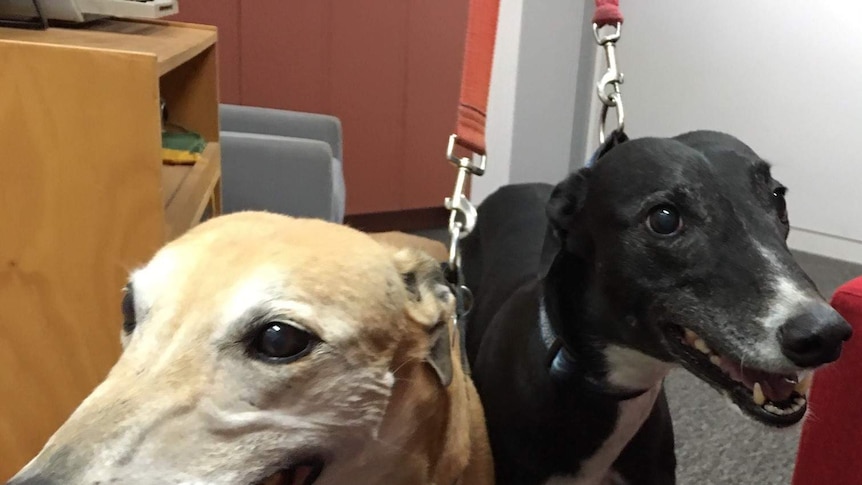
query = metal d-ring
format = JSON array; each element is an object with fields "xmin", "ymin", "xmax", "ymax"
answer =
[{"xmin": 599, "ymin": 92, "xmax": 625, "ymax": 144}]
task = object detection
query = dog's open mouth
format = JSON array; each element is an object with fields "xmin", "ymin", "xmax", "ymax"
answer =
[
  {"xmin": 667, "ymin": 326, "xmax": 812, "ymax": 427},
  {"xmin": 256, "ymin": 460, "xmax": 323, "ymax": 485}
]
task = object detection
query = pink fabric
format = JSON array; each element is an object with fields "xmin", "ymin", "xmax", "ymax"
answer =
[{"xmin": 593, "ymin": 0, "xmax": 623, "ymax": 27}]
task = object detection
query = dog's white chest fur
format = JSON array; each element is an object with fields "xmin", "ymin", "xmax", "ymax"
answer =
[{"xmin": 542, "ymin": 385, "xmax": 661, "ymax": 485}]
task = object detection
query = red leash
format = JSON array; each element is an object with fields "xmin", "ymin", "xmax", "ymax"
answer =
[
  {"xmin": 452, "ymin": 0, "xmax": 500, "ymax": 156},
  {"xmin": 449, "ymin": 0, "xmax": 624, "ymax": 158},
  {"xmin": 444, "ymin": 0, "xmax": 626, "ymax": 276},
  {"xmin": 593, "ymin": 0, "xmax": 623, "ymax": 27},
  {"xmin": 444, "ymin": 0, "xmax": 500, "ymax": 280}
]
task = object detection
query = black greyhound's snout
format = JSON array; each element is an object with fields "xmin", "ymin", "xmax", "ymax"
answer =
[{"xmin": 779, "ymin": 306, "xmax": 852, "ymax": 368}]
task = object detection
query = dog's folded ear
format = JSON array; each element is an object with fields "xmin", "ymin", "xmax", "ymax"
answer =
[
  {"xmin": 548, "ymin": 132, "xmax": 627, "ymax": 254},
  {"xmin": 595, "ymin": 128, "xmax": 629, "ymax": 161},
  {"xmin": 392, "ymin": 247, "xmax": 456, "ymax": 387},
  {"xmin": 546, "ymin": 168, "xmax": 591, "ymax": 239},
  {"xmin": 425, "ymin": 321, "xmax": 454, "ymax": 387}
]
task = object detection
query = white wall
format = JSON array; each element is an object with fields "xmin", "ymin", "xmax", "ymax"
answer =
[
  {"xmin": 588, "ymin": 1, "xmax": 862, "ymax": 263},
  {"xmin": 473, "ymin": 0, "xmax": 595, "ymax": 204},
  {"xmin": 507, "ymin": 0, "xmax": 587, "ymax": 185},
  {"xmin": 473, "ymin": 0, "xmax": 523, "ymax": 205},
  {"xmin": 477, "ymin": 1, "xmax": 861, "ymax": 264}
]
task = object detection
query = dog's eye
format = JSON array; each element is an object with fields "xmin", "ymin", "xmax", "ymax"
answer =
[
  {"xmin": 252, "ymin": 322, "xmax": 316, "ymax": 363},
  {"xmin": 773, "ymin": 187, "xmax": 789, "ymax": 223},
  {"xmin": 647, "ymin": 205, "xmax": 682, "ymax": 235},
  {"xmin": 121, "ymin": 285, "xmax": 136, "ymax": 334}
]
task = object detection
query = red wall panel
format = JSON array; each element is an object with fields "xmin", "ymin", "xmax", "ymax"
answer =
[
  {"xmin": 401, "ymin": 0, "xmax": 469, "ymax": 210},
  {"xmin": 172, "ymin": 1, "xmax": 468, "ymax": 216},
  {"xmin": 328, "ymin": 1, "xmax": 410, "ymax": 215},
  {"xmin": 168, "ymin": 0, "xmax": 241, "ymax": 104},
  {"xmin": 239, "ymin": 1, "xmax": 331, "ymax": 113}
]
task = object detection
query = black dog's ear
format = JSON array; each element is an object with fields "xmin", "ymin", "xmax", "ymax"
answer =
[
  {"xmin": 598, "ymin": 129, "xmax": 629, "ymax": 159},
  {"xmin": 548, "ymin": 130, "xmax": 627, "ymax": 247},
  {"xmin": 546, "ymin": 168, "xmax": 591, "ymax": 235}
]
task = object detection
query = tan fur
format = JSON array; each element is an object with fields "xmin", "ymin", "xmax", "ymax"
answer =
[
  {"xmin": 369, "ymin": 231, "xmax": 450, "ymax": 263},
  {"xmin": 8, "ymin": 212, "xmax": 493, "ymax": 485}
]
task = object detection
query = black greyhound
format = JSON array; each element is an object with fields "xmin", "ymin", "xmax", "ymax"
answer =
[{"xmin": 462, "ymin": 130, "xmax": 852, "ymax": 485}]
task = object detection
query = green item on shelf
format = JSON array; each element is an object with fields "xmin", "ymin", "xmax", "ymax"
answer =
[{"xmin": 162, "ymin": 130, "xmax": 207, "ymax": 165}]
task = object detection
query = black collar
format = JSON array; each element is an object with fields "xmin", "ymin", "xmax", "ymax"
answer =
[
  {"xmin": 540, "ymin": 295, "xmax": 649, "ymax": 402},
  {"xmin": 545, "ymin": 338, "xmax": 649, "ymax": 401}
]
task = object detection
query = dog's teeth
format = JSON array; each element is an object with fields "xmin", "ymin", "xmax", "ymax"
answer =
[
  {"xmin": 770, "ymin": 404, "xmax": 794, "ymax": 416},
  {"xmin": 764, "ymin": 403, "xmax": 780, "ymax": 414},
  {"xmin": 753, "ymin": 382, "xmax": 766, "ymax": 406},
  {"xmin": 693, "ymin": 338, "xmax": 710, "ymax": 354},
  {"xmin": 794, "ymin": 396, "xmax": 806, "ymax": 406},
  {"xmin": 710, "ymin": 355, "xmax": 722, "ymax": 366},
  {"xmin": 795, "ymin": 373, "xmax": 813, "ymax": 395},
  {"xmin": 790, "ymin": 399, "xmax": 805, "ymax": 413},
  {"xmin": 684, "ymin": 329, "xmax": 698, "ymax": 344}
]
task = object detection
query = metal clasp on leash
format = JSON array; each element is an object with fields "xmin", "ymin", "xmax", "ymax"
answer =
[
  {"xmin": 594, "ymin": 22, "xmax": 625, "ymax": 144},
  {"xmin": 442, "ymin": 134, "xmax": 483, "ymax": 328},
  {"xmin": 444, "ymin": 134, "xmax": 485, "ymax": 277}
]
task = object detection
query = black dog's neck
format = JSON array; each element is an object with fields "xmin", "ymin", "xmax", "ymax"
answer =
[{"xmin": 540, "ymin": 249, "xmax": 654, "ymax": 401}]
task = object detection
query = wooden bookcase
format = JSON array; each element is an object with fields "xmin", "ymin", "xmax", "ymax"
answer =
[{"xmin": 0, "ymin": 19, "xmax": 221, "ymax": 479}]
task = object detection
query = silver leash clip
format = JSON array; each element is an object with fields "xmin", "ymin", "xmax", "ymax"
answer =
[
  {"xmin": 594, "ymin": 22, "xmax": 625, "ymax": 144},
  {"xmin": 444, "ymin": 134, "xmax": 485, "ymax": 277}
]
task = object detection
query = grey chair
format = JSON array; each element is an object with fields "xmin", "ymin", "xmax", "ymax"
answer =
[{"xmin": 218, "ymin": 104, "xmax": 346, "ymax": 223}]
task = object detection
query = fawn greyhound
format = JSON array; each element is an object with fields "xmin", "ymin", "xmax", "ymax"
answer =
[{"xmin": 8, "ymin": 212, "xmax": 493, "ymax": 485}]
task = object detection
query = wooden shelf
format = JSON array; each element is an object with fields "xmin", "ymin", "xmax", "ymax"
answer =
[
  {"xmin": 0, "ymin": 19, "xmax": 216, "ymax": 75},
  {"xmin": 161, "ymin": 142, "xmax": 221, "ymax": 240},
  {"xmin": 0, "ymin": 19, "xmax": 222, "ymax": 480}
]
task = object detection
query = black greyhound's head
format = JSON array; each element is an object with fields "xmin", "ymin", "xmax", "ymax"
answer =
[{"xmin": 545, "ymin": 130, "xmax": 851, "ymax": 427}]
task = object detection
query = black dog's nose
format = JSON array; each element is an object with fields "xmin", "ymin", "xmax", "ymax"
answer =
[{"xmin": 779, "ymin": 306, "xmax": 852, "ymax": 368}]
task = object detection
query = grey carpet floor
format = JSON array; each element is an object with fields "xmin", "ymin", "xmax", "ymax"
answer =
[{"xmin": 412, "ymin": 227, "xmax": 861, "ymax": 484}]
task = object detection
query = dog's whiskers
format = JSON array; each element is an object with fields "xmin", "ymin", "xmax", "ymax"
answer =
[{"xmin": 390, "ymin": 356, "xmax": 423, "ymax": 375}]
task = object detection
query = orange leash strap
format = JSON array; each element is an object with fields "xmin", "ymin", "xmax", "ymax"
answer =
[
  {"xmin": 443, "ymin": 0, "xmax": 499, "ymax": 320},
  {"xmin": 452, "ymin": 0, "xmax": 500, "ymax": 156}
]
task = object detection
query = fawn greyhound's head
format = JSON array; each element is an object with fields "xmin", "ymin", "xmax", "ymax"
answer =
[{"xmin": 8, "ymin": 212, "xmax": 492, "ymax": 485}]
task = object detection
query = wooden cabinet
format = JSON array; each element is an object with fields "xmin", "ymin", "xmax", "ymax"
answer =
[
  {"xmin": 0, "ymin": 19, "xmax": 222, "ymax": 480},
  {"xmin": 170, "ymin": 1, "xmax": 468, "ymax": 217}
]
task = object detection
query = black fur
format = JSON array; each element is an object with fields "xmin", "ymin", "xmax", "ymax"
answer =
[{"xmin": 463, "ymin": 130, "xmax": 850, "ymax": 484}]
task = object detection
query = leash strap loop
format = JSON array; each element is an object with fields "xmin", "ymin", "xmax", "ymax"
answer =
[
  {"xmin": 453, "ymin": 0, "xmax": 500, "ymax": 156},
  {"xmin": 593, "ymin": 0, "xmax": 623, "ymax": 28}
]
